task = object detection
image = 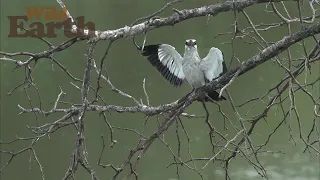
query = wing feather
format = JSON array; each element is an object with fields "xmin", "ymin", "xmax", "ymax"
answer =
[
  {"xmin": 200, "ymin": 47, "xmax": 226, "ymax": 82},
  {"xmin": 142, "ymin": 44, "xmax": 185, "ymax": 87}
]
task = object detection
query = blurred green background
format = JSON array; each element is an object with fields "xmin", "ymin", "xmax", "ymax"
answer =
[{"xmin": 1, "ymin": 0, "xmax": 319, "ymax": 180}]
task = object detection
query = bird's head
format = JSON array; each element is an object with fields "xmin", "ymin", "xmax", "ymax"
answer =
[{"xmin": 185, "ymin": 39, "xmax": 197, "ymax": 50}]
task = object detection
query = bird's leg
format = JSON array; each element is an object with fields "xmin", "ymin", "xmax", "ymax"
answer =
[
  {"xmin": 188, "ymin": 88, "xmax": 196, "ymax": 97},
  {"xmin": 191, "ymin": 87, "xmax": 195, "ymax": 93},
  {"xmin": 178, "ymin": 88, "xmax": 195, "ymax": 104}
]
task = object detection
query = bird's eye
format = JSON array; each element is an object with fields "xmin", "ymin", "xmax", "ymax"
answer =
[
  {"xmin": 194, "ymin": 42, "xmax": 197, "ymax": 45},
  {"xmin": 185, "ymin": 41, "xmax": 188, "ymax": 45}
]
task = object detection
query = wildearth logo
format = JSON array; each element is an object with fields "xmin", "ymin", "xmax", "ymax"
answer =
[{"xmin": 8, "ymin": 7, "xmax": 95, "ymax": 38}]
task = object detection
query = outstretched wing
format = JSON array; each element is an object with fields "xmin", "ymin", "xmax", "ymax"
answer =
[
  {"xmin": 200, "ymin": 47, "xmax": 227, "ymax": 82},
  {"xmin": 142, "ymin": 44, "xmax": 185, "ymax": 87}
]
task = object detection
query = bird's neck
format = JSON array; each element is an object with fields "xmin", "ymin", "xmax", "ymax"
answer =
[{"xmin": 184, "ymin": 48, "xmax": 200, "ymax": 61}]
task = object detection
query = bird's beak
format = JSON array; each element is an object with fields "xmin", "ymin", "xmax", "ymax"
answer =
[{"xmin": 186, "ymin": 40, "xmax": 196, "ymax": 47}]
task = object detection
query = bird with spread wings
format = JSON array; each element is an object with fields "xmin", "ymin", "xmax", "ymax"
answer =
[{"xmin": 141, "ymin": 39, "xmax": 227, "ymax": 102}]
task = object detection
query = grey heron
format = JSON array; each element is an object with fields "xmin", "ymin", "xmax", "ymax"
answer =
[{"xmin": 141, "ymin": 39, "xmax": 227, "ymax": 102}]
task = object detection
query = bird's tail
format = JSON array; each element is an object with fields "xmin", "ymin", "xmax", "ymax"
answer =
[{"xmin": 205, "ymin": 90, "xmax": 226, "ymax": 102}]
